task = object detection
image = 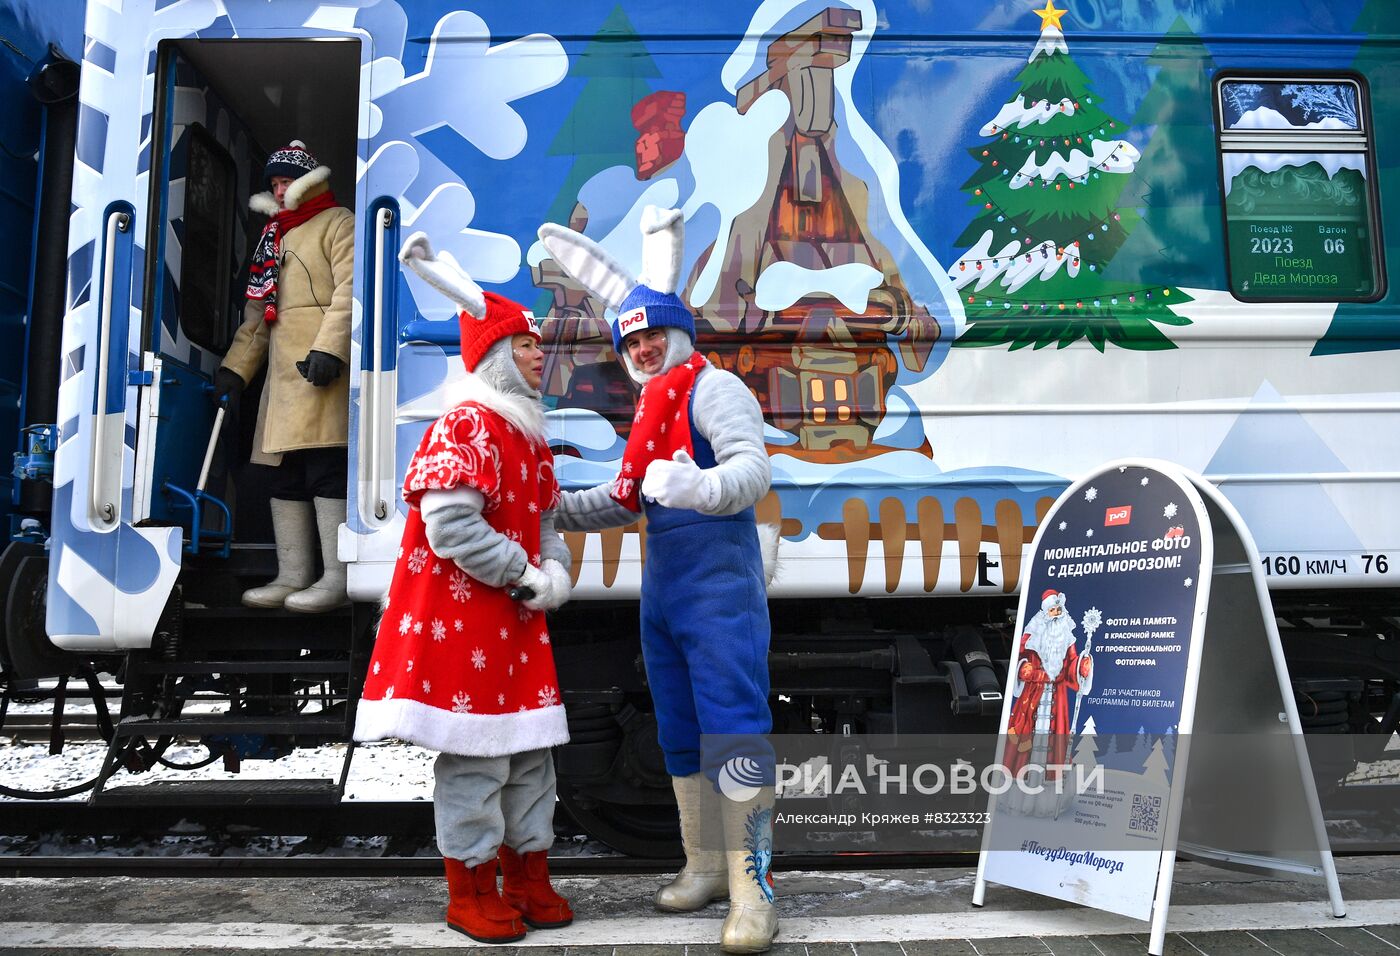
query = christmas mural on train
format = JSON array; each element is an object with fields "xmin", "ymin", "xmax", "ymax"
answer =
[{"xmin": 0, "ymin": 0, "xmax": 1395, "ymax": 851}]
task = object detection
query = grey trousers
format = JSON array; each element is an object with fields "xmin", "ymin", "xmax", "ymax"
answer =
[{"xmin": 434, "ymin": 748, "xmax": 557, "ymax": 865}]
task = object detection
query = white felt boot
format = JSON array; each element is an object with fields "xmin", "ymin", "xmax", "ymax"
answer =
[
  {"xmin": 241, "ymin": 499, "xmax": 315, "ymax": 608},
  {"xmin": 654, "ymin": 773, "xmax": 727, "ymax": 912},
  {"xmin": 284, "ymin": 497, "xmax": 349, "ymax": 613},
  {"xmin": 719, "ymin": 787, "xmax": 778, "ymax": 953}
]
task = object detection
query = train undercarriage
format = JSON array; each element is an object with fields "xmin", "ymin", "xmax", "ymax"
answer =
[{"xmin": 3, "ymin": 537, "xmax": 1398, "ymax": 856}]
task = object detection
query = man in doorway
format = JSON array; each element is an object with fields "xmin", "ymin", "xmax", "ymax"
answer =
[{"xmin": 214, "ymin": 140, "xmax": 354, "ymax": 613}]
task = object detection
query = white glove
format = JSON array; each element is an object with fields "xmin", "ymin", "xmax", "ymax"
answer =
[
  {"xmin": 514, "ymin": 562, "xmax": 555, "ymax": 611},
  {"xmin": 641, "ymin": 449, "xmax": 719, "ymax": 512},
  {"xmin": 515, "ymin": 560, "xmax": 571, "ymax": 612},
  {"xmin": 541, "ymin": 558, "xmax": 572, "ymax": 610}
]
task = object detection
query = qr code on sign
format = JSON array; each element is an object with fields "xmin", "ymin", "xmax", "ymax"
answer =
[{"xmin": 1130, "ymin": 793, "xmax": 1162, "ymax": 834}]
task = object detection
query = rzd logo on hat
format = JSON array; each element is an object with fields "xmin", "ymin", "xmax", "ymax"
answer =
[
  {"xmin": 521, "ymin": 310, "xmax": 540, "ymax": 335},
  {"xmin": 1104, "ymin": 505, "xmax": 1132, "ymax": 527},
  {"xmin": 617, "ymin": 306, "xmax": 649, "ymax": 335}
]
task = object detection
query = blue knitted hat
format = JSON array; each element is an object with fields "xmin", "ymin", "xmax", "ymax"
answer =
[{"xmin": 612, "ymin": 284, "xmax": 695, "ymax": 353}]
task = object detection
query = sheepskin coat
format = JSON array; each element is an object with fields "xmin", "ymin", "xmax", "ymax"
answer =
[{"xmin": 221, "ymin": 175, "xmax": 354, "ymax": 465}]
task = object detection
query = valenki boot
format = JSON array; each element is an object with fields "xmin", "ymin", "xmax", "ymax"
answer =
[
  {"xmin": 654, "ymin": 772, "xmax": 727, "ymax": 912},
  {"xmin": 444, "ymin": 856, "xmax": 526, "ymax": 944},
  {"xmin": 285, "ymin": 496, "xmax": 350, "ymax": 613},
  {"xmin": 241, "ymin": 498, "xmax": 315, "ymax": 608},
  {"xmin": 499, "ymin": 845, "xmax": 573, "ymax": 928},
  {"xmin": 718, "ymin": 787, "xmax": 778, "ymax": 954}
]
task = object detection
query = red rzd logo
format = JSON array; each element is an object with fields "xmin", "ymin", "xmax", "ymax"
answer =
[
  {"xmin": 1105, "ymin": 506, "xmax": 1132, "ymax": 527},
  {"xmin": 618, "ymin": 307, "xmax": 649, "ymax": 334}
]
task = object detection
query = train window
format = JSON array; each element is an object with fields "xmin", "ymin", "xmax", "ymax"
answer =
[
  {"xmin": 179, "ymin": 123, "xmax": 238, "ymax": 352},
  {"xmin": 1215, "ymin": 75, "xmax": 1385, "ymax": 302}
]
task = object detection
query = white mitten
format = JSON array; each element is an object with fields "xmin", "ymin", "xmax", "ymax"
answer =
[
  {"xmin": 515, "ymin": 562, "xmax": 554, "ymax": 611},
  {"xmin": 642, "ymin": 449, "xmax": 719, "ymax": 512},
  {"xmin": 541, "ymin": 558, "xmax": 572, "ymax": 610}
]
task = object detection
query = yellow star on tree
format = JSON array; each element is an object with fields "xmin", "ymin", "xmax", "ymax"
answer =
[{"xmin": 1034, "ymin": 0, "xmax": 1067, "ymax": 30}]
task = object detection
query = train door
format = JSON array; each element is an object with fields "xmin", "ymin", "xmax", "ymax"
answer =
[
  {"xmin": 47, "ymin": 19, "xmax": 368, "ymax": 651},
  {"xmin": 131, "ymin": 39, "xmax": 364, "ymax": 560}
]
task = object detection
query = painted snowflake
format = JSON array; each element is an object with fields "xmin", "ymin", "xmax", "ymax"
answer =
[
  {"xmin": 517, "ymin": 604, "xmax": 534, "ymax": 622},
  {"xmin": 454, "ymin": 619, "xmax": 464, "ymax": 632},
  {"xmin": 406, "ymin": 659, "xmax": 414, "ymax": 673},
  {"xmin": 1185, "ymin": 577, "xmax": 1194, "ymax": 588},
  {"xmin": 539, "ymin": 632, "xmax": 550, "ymax": 645},
  {"xmin": 432, "ymin": 619, "xmax": 447, "ymax": 642},
  {"xmin": 372, "ymin": 661, "xmax": 380, "ymax": 675},
  {"xmin": 499, "ymin": 626, "xmax": 509, "ymax": 640},
  {"xmin": 451, "ymin": 692, "xmax": 472, "ymax": 714},
  {"xmin": 506, "ymin": 490, "xmax": 517, "ymax": 504},
  {"xmin": 498, "ymin": 693, "xmax": 506, "ymax": 706},
  {"xmin": 508, "ymin": 664, "xmax": 514, "ymax": 677},
  {"xmin": 1085, "ymin": 487, "xmax": 1098, "ymax": 502},
  {"xmin": 520, "ymin": 651, "xmax": 529, "ymax": 664},
  {"xmin": 667, "ymin": 388, "xmax": 677, "ymax": 400},
  {"xmin": 1140, "ymin": 477, "xmax": 1150, "ymax": 486},
  {"xmin": 538, "ymin": 685, "xmax": 560, "ymax": 707},
  {"xmin": 384, "ymin": 685, "xmax": 395, "ymax": 700},
  {"xmin": 1086, "ymin": 529, "xmax": 1094, "ymax": 538},
  {"xmin": 520, "ymin": 461, "xmax": 528, "ymax": 483},
  {"xmin": 422, "ymin": 680, "xmax": 432, "ymax": 695},
  {"xmin": 408, "ymin": 547, "xmax": 429, "ymax": 574},
  {"xmin": 399, "ymin": 612, "xmax": 414, "ymax": 636},
  {"xmin": 449, "ymin": 571, "xmax": 471, "ymax": 603},
  {"xmin": 431, "ymin": 562, "xmax": 443, "ymax": 576},
  {"xmin": 472, "ymin": 647, "xmax": 487, "ymax": 670},
  {"xmin": 1163, "ymin": 502, "xmax": 1179, "ymax": 519},
  {"xmin": 413, "ymin": 621, "xmax": 423, "ymax": 635},
  {"xmin": 1058, "ymin": 521, "xmax": 1067, "ymax": 531},
  {"xmin": 527, "ymin": 501, "xmax": 539, "ymax": 513},
  {"xmin": 646, "ymin": 439, "xmax": 655, "ymax": 452}
]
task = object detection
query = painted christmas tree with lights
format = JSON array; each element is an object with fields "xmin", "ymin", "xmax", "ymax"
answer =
[{"xmin": 950, "ymin": 1, "xmax": 1192, "ymax": 351}]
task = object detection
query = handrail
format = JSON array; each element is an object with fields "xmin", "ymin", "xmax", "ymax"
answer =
[
  {"xmin": 89, "ymin": 209, "xmax": 130, "ymax": 528},
  {"xmin": 367, "ymin": 206, "xmax": 394, "ymax": 524}
]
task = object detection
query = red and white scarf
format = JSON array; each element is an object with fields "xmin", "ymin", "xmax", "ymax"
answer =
[
  {"xmin": 609, "ymin": 352, "xmax": 708, "ymax": 512},
  {"xmin": 245, "ymin": 190, "xmax": 338, "ymax": 323}
]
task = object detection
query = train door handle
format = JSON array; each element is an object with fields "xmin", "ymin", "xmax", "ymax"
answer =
[{"xmin": 90, "ymin": 206, "xmax": 134, "ymax": 529}]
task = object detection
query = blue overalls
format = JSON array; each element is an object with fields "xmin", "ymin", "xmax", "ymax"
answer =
[{"xmin": 640, "ymin": 403, "xmax": 772, "ymax": 778}]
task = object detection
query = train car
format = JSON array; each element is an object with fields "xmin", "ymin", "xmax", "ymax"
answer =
[{"xmin": 2, "ymin": 0, "xmax": 1397, "ymax": 853}]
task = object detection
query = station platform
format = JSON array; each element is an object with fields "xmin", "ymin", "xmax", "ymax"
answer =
[{"xmin": 2, "ymin": 855, "xmax": 1397, "ymax": 954}]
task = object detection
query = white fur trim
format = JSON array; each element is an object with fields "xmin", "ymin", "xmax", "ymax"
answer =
[
  {"xmin": 249, "ymin": 192, "xmax": 280, "ymax": 217},
  {"xmin": 283, "ymin": 164, "xmax": 332, "ymax": 211},
  {"xmin": 354, "ymin": 697, "xmax": 569, "ymax": 757},
  {"xmin": 537, "ymin": 222, "xmax": 637, "ymax": 311},
  {"xmin": 290, "ymin": 139, "xmax": 306, "ymax": 149},
  {"xmin": 757, "ymin": 522, "xmax": 782, "ymax": 588},
  {"xmin": 443, "ymin": 373, "xmax": 547, "ymax": 443},
  {"xmin": 639, "ymin": 205, "xmax": 684, "ymax": 294},
  {"xmin": 399, "ymin": 231, "xmax": 487, "ymax": 317}
]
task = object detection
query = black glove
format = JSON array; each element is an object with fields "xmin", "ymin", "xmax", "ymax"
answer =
[
  {"xmin": 212, "ymin": 368, "xmax": 244, "ymax": 405},
  {"xmin": 299, "ymin": 350, "xmax": 344, "ymax": 387}
]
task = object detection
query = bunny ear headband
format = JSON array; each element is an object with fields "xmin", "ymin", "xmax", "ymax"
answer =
[
  {"xmin": 398, "ymin": 230, "xmax": 487, "ymax": 319},
  {"xmin": 537, "ymin": 205, "xmax": 684, "ymax": 306},
  {"xmin": 537, "ymin": 206, "xmax": 693, "ymax": 353}
]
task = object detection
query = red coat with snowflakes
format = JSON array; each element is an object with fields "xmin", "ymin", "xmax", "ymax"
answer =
[{"xmin": 354, "ymin": 401, "xmax": 569, "ymax": 757}]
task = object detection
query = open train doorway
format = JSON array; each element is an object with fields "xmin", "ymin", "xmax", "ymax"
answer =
[{"xmin": 133, "ymin": 38, "xmax": 360, "ymax": 591}]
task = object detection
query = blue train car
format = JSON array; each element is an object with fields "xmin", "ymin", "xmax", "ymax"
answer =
[{"xmin": 2, "ymin": 0, "xmax": 1397, "ymax": 848}]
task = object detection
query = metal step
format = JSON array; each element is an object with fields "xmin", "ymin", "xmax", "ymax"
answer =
[
  {"xmin": 95, "ymin": 778, "xmax": 342, "ymax": 807},
  {"xmin": 113, "ymin": 714, "xmax": 346, "ymax": 737}
]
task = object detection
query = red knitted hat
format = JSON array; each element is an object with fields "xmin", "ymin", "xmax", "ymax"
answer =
[{"xmin": 459, "ymin": 291, "xmax": 541, "ymax": 372}]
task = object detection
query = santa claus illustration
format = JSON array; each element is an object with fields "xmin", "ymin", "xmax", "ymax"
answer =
[{"xmin": 1004, "ymin": 589, "xmax": 1093, "ymax": 781}]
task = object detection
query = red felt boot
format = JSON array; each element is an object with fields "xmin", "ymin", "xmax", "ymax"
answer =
[
  {"xmin": 499, "ymin": 845, "xmax": 574, "ymax": 928},
  {"xmin": 444, "ymin": 856, "xmax": 527, "ymax": 943}
]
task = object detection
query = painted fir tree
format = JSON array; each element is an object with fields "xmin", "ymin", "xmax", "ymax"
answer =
[{"xmin": 950, "ymin": 1, "xmax": 1191, "ymax": 352}]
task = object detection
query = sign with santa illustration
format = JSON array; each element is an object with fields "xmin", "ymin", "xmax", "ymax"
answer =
[{"xmin": 974, "ymin": 459, "xmax": 1343, "ymax": 954}]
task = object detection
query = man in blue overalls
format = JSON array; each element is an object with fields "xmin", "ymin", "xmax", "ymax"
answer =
[{"xmin": 541, "ymin": 208, "xmax": 778, "ymax": 954}]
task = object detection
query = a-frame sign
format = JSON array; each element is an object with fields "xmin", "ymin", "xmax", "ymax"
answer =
[{"xmin": 973, "ymin": 459, "xmax": 1344, "ymax": 954}]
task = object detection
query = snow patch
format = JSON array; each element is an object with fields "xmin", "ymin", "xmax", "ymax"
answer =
[
  {"xmin": 1221, "ymin": 153, "xmax": 1366, "ymax": 195},
  {"xmin": 980, "ymin": 95, "xmax": 1078, "ymax": 135},
  {"xmin": 754, "ymin": 262, "xmax": 884, "ymax": 313}
]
